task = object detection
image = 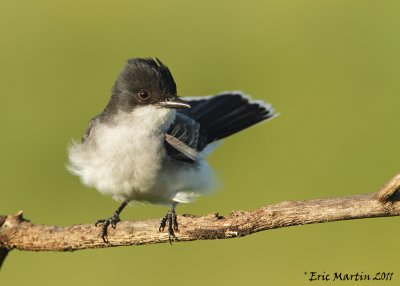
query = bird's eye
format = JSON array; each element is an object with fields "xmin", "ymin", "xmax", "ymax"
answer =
[{"xmin": 138, "ymin": 89, "xmax": 150, "ymax": 100}]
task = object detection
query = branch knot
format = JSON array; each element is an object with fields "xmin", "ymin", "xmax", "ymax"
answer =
[{"xmin": 377, "ymin": 174, "xmax": 400, "ymax": 203}]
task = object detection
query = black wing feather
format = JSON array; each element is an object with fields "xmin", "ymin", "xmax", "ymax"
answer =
[
  {"xmin": 184, "ymin": 92, "xmax": 275, "ymax": 141},
  {"xmin": 165, "ymin": 92, "xmax": 275, "ymax": 163},
  {"xmin": 164, "ymin": 113, "xmax": 207, "ymax": 163}
]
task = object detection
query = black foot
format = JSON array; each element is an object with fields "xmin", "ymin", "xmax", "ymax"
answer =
[
  {"xmin": 95, "ymin": 212, "xmax": 121, "ymax": 243},
  {"xmin": 159, "ymin": 210, "xmax": 179, "ymax": 243}
]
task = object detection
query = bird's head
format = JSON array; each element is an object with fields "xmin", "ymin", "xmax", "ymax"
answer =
[{"xmin": 107, "ymin": 58, "xmax": 190, "ymax": 113}]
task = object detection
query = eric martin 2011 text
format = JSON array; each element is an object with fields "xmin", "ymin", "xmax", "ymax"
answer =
[{"xmin": 305, "ymin": 271, "xmax": 393, "ymax": 282}]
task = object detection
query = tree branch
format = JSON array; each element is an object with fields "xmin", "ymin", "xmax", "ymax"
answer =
[{"xmin": 1, "ymin": 173, "xmax": 400, "ymax": 268}]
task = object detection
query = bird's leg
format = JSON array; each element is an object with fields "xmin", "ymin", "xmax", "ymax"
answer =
[
  {"xmin": 159, "ymin": 201, "xmax": 179, "ymax": 243},
  {"xmin": 95, "ymin": 200, "xmax": 130, "ymax": 243}
]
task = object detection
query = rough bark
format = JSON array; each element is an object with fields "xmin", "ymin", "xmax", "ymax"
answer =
[{"xmin": 1, "ymin": 173, "xmax": 399, "ymax": 268}]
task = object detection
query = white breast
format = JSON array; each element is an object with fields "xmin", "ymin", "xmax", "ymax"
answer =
[
  {"xmin": 68, "ymin": 106, "xmax": 217, "ymax": 204},
  {"xmin": 68, "ymin": 106, "xmax": 174, "ymax": 200}
]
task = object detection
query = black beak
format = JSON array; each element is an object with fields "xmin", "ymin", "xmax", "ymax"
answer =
[{"xmin": 159, "ymin": 96, "xmax": 191, "ymax": 109}]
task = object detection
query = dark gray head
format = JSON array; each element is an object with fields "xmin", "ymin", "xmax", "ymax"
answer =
[{"xmin": 104, "ymin": 58, "xmax": 190, "ymax": 114}]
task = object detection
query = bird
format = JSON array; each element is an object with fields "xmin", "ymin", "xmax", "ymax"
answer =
[{"xmin": 67, "ymin": 58, "xmax": 276, "ymax": 243}]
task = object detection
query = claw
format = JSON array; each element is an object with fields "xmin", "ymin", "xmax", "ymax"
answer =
[
  {"xmin": 101, "ymin": 223, "xmax": 110, "ymax": 243},
  {"xmin": 111, "ymin": 219, "xmax": 119, "ymax": 229},
  {"xmin": 94, "ymin": 200, "xmax": 129, "ymax": 243},
  {"xmin": 95, "ymin": 213, "xmax": 121, "ymax": 243},
  {"xmin": 159, "ymin": 209, "xmax": 179, "ymax": 244},
  {"xmin": 172, "ymin": 213, "xmax": 179, "ymax": 231},
  {"xmin": 94, "ymin": 219, "xmax": 105, "ymax": 227},
  {"xmin": 159, "ymin": 215, "xmax": 167, "ymax": 232}
]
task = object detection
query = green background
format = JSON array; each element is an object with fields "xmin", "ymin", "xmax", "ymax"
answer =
[{"xmin": 1, "ymin": 0, "xmax": 399, "ymax": 285}]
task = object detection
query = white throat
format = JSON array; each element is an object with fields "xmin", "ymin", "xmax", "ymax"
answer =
[{"xmin": 114, "ymin": 105, "xmax": 176, "ymax": 132}]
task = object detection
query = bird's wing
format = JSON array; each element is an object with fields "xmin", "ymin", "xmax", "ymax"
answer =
[
  {"xmin": 164, "ymin": 113, "xmax": 208, "ymax": 163},
  {"xmin": 81, "ymin": 115, "xmax": 100, "ymax": 143},
  {"xmin": 168, "ymin": 92, "xmax": 275, "ymax": 162},
  {"xmin": 182, "ymin": 92, "xmax": 275, "ymax": 142}
]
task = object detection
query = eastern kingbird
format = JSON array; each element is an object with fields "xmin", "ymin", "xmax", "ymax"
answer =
[{"xmin": 68, "ymin": 58, "xmax": 276, "ymax": 242}]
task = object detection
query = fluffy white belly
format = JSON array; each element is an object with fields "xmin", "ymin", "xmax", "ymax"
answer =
[{"xmin": 68, "ymin": 107, "xmax": 215, "ymax": 204}]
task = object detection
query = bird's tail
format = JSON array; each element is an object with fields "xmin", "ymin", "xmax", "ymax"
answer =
[{"xmin": 183, "ymin": 92, "xmax": 276, "ymax": 143}]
